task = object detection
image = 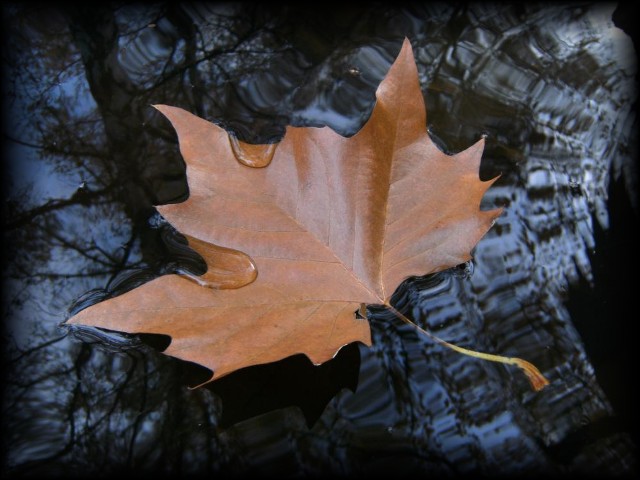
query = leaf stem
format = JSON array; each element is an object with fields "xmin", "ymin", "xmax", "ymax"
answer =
[{"xmin": 384, "ymin": 303, "xmax": 549, "ymax": 391}]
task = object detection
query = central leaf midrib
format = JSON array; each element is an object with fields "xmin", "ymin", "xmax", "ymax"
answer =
[{"xmin": 271, "ymin": 128, "xmax": 388, "ymax": 305}]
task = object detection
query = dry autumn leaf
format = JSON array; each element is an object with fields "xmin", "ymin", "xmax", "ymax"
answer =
[{"xmin": 67, "ymin": 38, "xmax": 548, "ymax": 390}]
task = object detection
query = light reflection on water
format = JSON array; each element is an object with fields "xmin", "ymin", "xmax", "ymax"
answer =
[{"xmin": 2, "ymin": 2, "xmax": 637, "ymax": 476}]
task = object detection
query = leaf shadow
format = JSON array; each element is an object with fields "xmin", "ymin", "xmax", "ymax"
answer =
[{"xmin": 142, "ymin": 335, "xmax": 362, "ymax": 429}]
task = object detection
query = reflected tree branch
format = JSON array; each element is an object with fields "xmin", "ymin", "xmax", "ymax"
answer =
[
  {"xmin": 6, "ymin": 335, "xmax": 68, "ymax": 363},
  {"xmin": 4, "ymin": 185, "xmax": 115, "ymax": 231}
]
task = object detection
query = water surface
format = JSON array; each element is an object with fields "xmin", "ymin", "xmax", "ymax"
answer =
[{"xmin": 2, "ymin": 3, "xmax": 638, "ymax": 477}]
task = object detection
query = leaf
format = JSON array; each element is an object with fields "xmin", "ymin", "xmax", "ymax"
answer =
[{"xmin": 67, "ymin": 38, "xmax": 548, "ymax": 390}]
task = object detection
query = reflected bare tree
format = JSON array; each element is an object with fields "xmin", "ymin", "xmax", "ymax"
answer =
[
  {"xmin": 2, "ymin": 2, "xmax": 638, "ymax": 477},
  {"xmin": 1, "ymin": 4, "xmax": 269, "ymax": 475}
]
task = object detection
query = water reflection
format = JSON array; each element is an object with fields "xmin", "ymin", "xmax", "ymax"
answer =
[{"xmin": 2, "ymin": 2, "xmax": 637, "ymax": 477}]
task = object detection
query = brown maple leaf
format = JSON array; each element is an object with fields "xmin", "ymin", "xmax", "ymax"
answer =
[{"xmin": 67, "ymin": 39, "xmax": 548, "ymax": 390}]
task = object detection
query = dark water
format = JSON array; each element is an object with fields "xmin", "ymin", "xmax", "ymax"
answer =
[{"xmin": 2, "ymin": 2, "xmax": 638, "ymax": 477}]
